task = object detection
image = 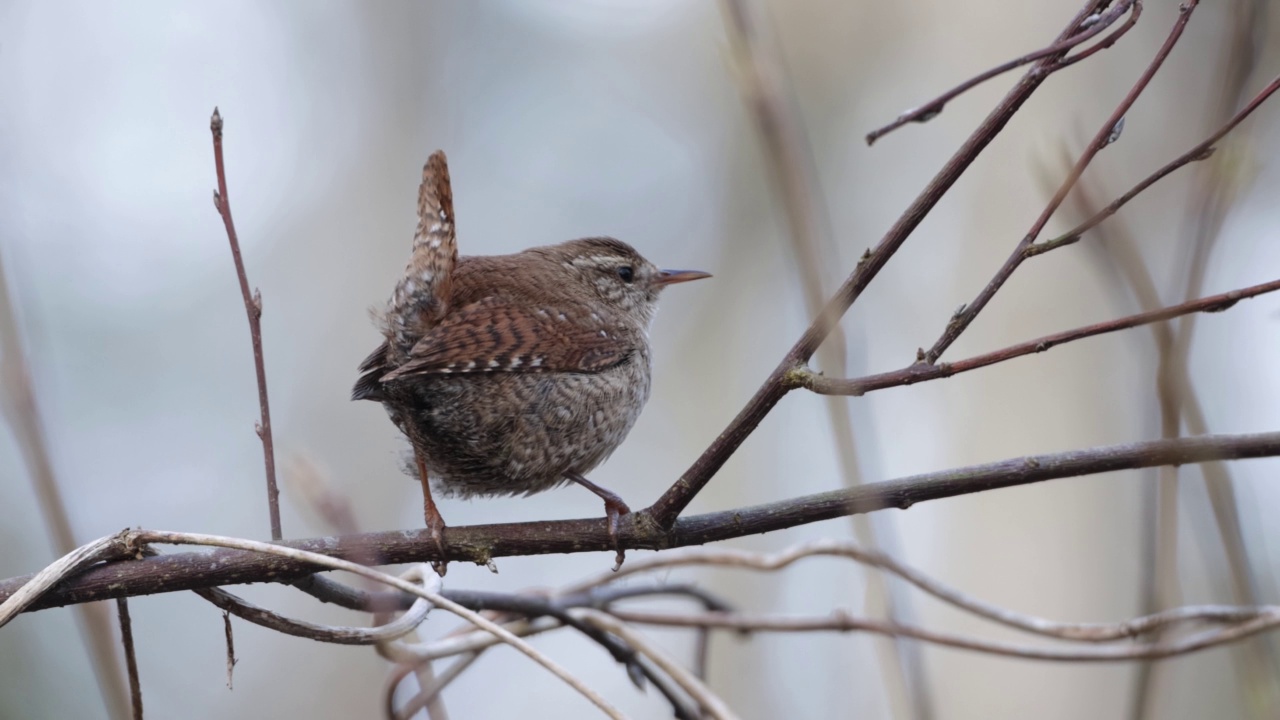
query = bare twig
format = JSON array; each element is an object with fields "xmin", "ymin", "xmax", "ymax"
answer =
[
  {"xmin": 561, "ymin": 540, "xmax": 1268, "ymax": 643},
  {"xmin": 796, "ymin": 277, "xmax": 1280, "ymax": 396},
  {"xmin": 116, "ymin": 599, "xmax": 143, "ymax": 720},
  {"xmin": 196, "ymin": 585, "xmax": 434, "ymax": 645},
  {"xmin": 646, "ymin": 0, "xmax": 1113, "ymax": 528},
  {"xmin": 609, "ymin": 608, "xmax": 1280, "ymax": 662},
  {"xmin": 1027, "ymin": 72, "xmax": 1280, "ymax": 257},
  {"xmin": 0, "ymin": 532, "xmax": 129, "ymax": 626},
  {"xmin": 865, "ymin": 0, "xmax": 1139, "ymax": 144},
  {"xmin": 576, "ymin": 608, "xmax": 739, "ymax": 720},
  {"xmin": 222, "ymin": 611, "xmax": 237, "ymax": 690},
  {"xmin": 924, "ymin": 0, "xmax": 1201, "ymax": 364},
  {"xmin": 209, "ymin": 108, "xmax": 282, "ymax": 541}
]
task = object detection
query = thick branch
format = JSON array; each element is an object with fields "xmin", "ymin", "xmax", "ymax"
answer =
[
  {"xmin": 4, "ymin": 432, "xmax": 1279, "ymax": 614},
  {"xmin": 798, "ymin": 277, "xmax": 1280, "ymax": 396}
]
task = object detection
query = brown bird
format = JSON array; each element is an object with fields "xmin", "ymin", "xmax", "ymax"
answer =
[{"xmin": 353, "ymin": 151, "xmax": 709, "ymax": 572}]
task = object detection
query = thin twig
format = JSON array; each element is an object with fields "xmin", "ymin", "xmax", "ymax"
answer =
[
  {"xmin": 576, "ymin": 609, "xmax": 739, "ymax": 720},
  {"xmin": 195, "ymin": 585, "xmax": 434, "ymax": 645},
  {"xmin": 7, "ymin": 431, "xmax": 1280, "ymax": 611},
  {"xmin": 388, "ymin": 654, "xmax": 478, "ymax": 720},
  {"xmin": 865, "ymin": 0, "xmax": 1139, "ymax": 144},
  {"xmin": 1027, "ymin": 73, "xmax": 1280, "ymax": 257},
  {"xmin": 560, "ymin": 540, "xmax": 1268, "ymax": 643},
  {"xmin": 223, "ymin": 611, "xmax": 237, "ymax": 690},
  {"xmin": 796, "ymin": 277, "xmax": 1280, "ymax": 396},
  {"xmin": 209, "ymin": 108, "xmax": 282, "ymax": 541},
  {"xmin": 116, "ymin": 599, "xmax": 143, "ymax": 720},
  {"xmin": 608, "ymin": 608, "xmax": 1280, "ymax": 662},
  {"xmin": 924, "ymin": 0, "xmax": 1201, "ymax": 364}
]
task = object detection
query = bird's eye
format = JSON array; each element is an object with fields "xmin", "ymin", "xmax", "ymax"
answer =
[{"xmin": 616, "ymin": 265, "xmax": 634, "ymax": 283}]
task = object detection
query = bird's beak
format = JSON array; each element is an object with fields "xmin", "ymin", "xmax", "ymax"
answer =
[{"xmin": 654, "ymin": 269, "xmax": 712, "ymax": 286}]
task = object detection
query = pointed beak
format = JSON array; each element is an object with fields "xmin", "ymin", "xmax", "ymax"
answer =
[{"xmin": 654, "ymin": 269, "xmax": 712, "ymax": 287}]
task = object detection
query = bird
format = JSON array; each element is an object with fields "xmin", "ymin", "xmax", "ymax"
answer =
[{"xmin": 352, "ymin": 151, "xmax": 709, "ymax": 573}]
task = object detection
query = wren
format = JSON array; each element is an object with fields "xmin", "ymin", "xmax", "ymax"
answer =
[{"xmin": 352, "ymin": 151, "xmax": 709, "ymax": 572}]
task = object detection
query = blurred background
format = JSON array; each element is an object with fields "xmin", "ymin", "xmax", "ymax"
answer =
[{"xmin": 2, "ymin": 1, "xmax": 1279, "ymax": 718}]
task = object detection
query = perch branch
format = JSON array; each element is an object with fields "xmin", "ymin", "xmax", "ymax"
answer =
[{"xmin": 4, "ymin": 431, "xmax": 1280, "ymax": 613}]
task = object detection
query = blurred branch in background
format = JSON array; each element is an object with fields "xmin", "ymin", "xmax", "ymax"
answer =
[
  {"xmin": 0, "ymin": 225, "xmax": 132, "ymax": 718},
  {"xmin": 718, "ymin": 0, "xmax": 930, "ymax": 716}
]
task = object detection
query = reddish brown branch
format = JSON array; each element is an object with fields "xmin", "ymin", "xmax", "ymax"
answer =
[
  {"xmin": 1029, "ymin": 72, "xmax": 1280, "ymax": 257},
  {"xmin": 209, "ymin": 108, "xmax": 282, "ymax": 541},
  {"xmin": 924, "ymin": 0, "xmax": 1201, "ymax": 365},
  {"xmin": 645, "ymin": 0, "xmax": 1112, "ymax": 529},
  {"xmin": 865, "ymin": 0, "xmax": 1139, "ymax": 145},
  {"xmin": 5, "ymin": 431, "xmax": 1279, "ymax": 614},
  {"xmin": 797, "ymin": 277, "xmax": 1280, "ymax": 396}
]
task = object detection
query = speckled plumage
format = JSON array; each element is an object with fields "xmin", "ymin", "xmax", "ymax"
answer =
[
  {"xmin": 352, "ymin": 151, "xmax": 707, "ymax": 566},
  {"xmin": 356, "ymin": 246, "xmax": 656, "ymax": 498}
]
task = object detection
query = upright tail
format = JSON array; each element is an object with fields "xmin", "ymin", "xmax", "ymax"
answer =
[{"xmin": 385, "ymin": 151, "xmax": 459, "ymax": 363}]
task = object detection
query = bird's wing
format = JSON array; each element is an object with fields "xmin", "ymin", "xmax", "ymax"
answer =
[{"xmin": 381, "ymin": 298, "xmax": 634, "ymax": 380}]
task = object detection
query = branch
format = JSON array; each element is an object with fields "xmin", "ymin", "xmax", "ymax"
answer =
[
  {"xmin": 116, "ymin": 599, "xmax": 143, "ymax": 720},
  {"xmin": 865, "ymin": 0, "xmax": 1139, "ymax": 144},
  {"xmin": 645, "ymin": 0, "xmax": 1112, "ymax": 528},
  {"xmin": 5, "ymin": 432, "xmax": 1280, "ymax": 613},
  {"xmin": 923, "ymin": 0, "xmax": 1201, "ymax": 364},
  {"xmin": 608, "ymin": 608, "xmax": 1280, "ymax": 662},
  {"xmin": 209, "ymin": 108, "xmax": 282, "ymax": 541},
  {"xmin": 1028, "ymin": 72, "xmax": 1280, "ymax": 257},
  {"xmin": 796, "ymin": 277, "xmax": 1280, "ymax": 396}
]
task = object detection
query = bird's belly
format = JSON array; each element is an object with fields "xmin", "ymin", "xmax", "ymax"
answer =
[{"xmin": 394, "ymin": 364, "xmax": 650, "ymax": 498}]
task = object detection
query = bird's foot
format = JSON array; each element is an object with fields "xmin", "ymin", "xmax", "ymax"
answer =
[
  {"xmin": 424, "ymin": 503, "xmax": 448, "ymax": 577},
  {"xmin": 603, "ymin": 496, "xmax": 632, "ymax": 572}
]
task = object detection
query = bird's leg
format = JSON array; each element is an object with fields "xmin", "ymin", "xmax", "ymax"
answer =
[
  {"xmin": 565, "ymin": 472, "xmax": 631, "ymax": 571},
  {"xmin": 415, "ymin": 450, "xmax": 448, "ymax": 576}
]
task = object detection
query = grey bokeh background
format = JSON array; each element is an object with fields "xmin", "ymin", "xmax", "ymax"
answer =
[{"xmin": 2, "ymin": 1, "xmax": 1279, "ymax": 718}]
